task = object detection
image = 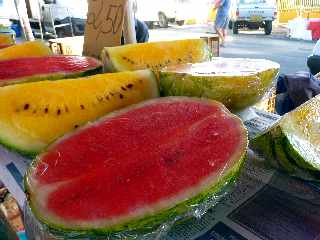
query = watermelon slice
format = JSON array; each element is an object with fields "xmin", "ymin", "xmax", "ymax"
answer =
[
  {"xmin": 160, "ymin": 58, "xmax": 280, "ymax": 112},
  {"xmin": 25, "ymin": 97, "xmax": 248, "ymax": 236},
  {"xmin": 101, "ymin": 39, "xmax": 211, "ymax": 73},
  {"xmin": 0, "ymin": 44, "xmax": 13, "ymax": 49},
  {"xmin": 0, "ymin": 41, "xmax": 52, "ymax": 61},
  {"xmin": 0, "ymin": 70, "xmax": 158, "ymax": 156},
  {"xmin": 0, "ymin": 34, "xmax": 14, "ymax": 45},
  {"xmin": 0, "ymin": 56, "xmax": 102, "ymax": 87},
  {"xmin": 251, "ymin": 94, "xmax": 320, "ymax": 181}
]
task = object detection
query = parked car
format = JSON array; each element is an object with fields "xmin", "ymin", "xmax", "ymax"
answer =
[
  {"xmin": 134, "ymin": 0, "xmax": 189, "ymax": 28},
  {"xmin": 229, "ymin": 0, "xmax": 277, "ymax": 35}
]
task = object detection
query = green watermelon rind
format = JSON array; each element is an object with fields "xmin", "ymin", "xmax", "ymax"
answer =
[
  {"xmin": 251, "ymin": 124, "xmax": 320, "ymax": 182},
  {"xmin": 0, "ymin": 69, "xmax": 159, "ymax": 158},
  {"xmin": 25, "ymin": 97, "xmax": 248, "ymax": 237},
  {"xmin": 0, "ymin": 138, "xmax": 36, "ymax": 158},
  {"xmin": 159, "ymin": 62, "xmax": 279, "ymax": 112},
  {"xmin": 0, "ymin": 58, "xmax": 103, "ymax": 87}
]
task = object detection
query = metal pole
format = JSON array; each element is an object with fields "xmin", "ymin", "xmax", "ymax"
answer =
[
  {"xmin": 14, "ymin": 0, "xmax": 35, "ymax": 41},
  {"xmin": 37, "ymin": 0, "xmax": 44, "ymax": 40},
  {"xmin": 123, "ymin": 0, "xmax": 137, "ymax": 44}
]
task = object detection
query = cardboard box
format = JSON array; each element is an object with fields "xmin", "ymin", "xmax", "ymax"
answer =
[{"xmin": 49, "ymin": 36, "xmax": 84, "ymax": 55}]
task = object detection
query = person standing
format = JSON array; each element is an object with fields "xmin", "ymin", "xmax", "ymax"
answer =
[{"xmin": 212, "ymin": 0, "xmax": 231, "ymax": 46}]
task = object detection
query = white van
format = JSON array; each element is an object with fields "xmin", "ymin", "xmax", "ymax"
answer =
[
  {"xmin": 134, "ymin": 0, "xmax": 189, "ymax": 28},
  {"xmin": 41, "ymin": 0, "xmax": 87, "ymax": 20},
  {"xmin": 40, "ymin": 0, "xmax": 87, "ymax": 37}
]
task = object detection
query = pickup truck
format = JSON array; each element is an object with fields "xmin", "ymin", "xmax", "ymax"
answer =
[{"xmin": 229, "ymin": 0, "xmax": 277, "ymax": 35}]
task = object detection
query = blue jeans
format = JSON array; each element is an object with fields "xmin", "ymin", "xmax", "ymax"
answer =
[{"xmin": 135, "ymin": 19, "xmax": 149, "ymax": 43}]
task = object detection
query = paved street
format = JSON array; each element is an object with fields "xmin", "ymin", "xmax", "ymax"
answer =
[{"xmin": 149, "ymin": 25, "xmax": 315, "ymax": 74}]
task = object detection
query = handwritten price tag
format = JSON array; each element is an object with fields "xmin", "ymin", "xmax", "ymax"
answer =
[{"xmin": 83, "ymin": 0, "xmax": 127, "ymax": 58}]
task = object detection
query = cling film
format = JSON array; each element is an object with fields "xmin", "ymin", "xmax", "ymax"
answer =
[{"xmin": 5, "ymin": 108, "xmax": 320, "ymax": 240}]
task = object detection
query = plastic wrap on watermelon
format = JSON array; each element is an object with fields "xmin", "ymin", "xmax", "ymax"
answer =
[
  {"xmin": 24, "ymin": 179, "xmax": 239, "ymax": 240},
  {"xmin": 23, "ymin": 97, "xmax": 248, "ymax": 239},
  {"xmin": 160, "ymin": 58, "xmax": 280, "ymax": 113}
]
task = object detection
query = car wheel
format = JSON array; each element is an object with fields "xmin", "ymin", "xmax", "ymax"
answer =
[
  {"xmin": 176, "ymin": 20, "xmax": 184, "ymax": 26},
  {"xmin": 158, "ymin": 13, "xmax": 168, "ymax": 28},
  {"xmin": 228, "ymin": 21, "xmax": 233, "ymax": 30},
  {"xmin": 233, "ymin": 21, "xmax": 239, "ymax": 34},
  {"xmin": 145, "ymin": 21, "xmax": 154, "ymax": 29},
  {"xmin": 264, "ymin": 20, "xmax": 272, "ymax": 35}
]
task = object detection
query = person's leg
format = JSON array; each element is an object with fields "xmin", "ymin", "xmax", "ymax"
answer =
[
  {"xmin": 214, "ymin": 25, "xmax": 224, "ymax": 45},
  {"xmin": 215, "ymin": 15, "xmax": 229, "ymax": 46},
  {"xmin": 215, "ymin": 14, "xmax": 225, "ymax": 45},
  {"xmin": 221, "ymin": 16, "xmax": 229, "ymax": 43},
  {"xmin": 307, "ymin": 55, "xmax": 320, "ymax": 75},
  {"xmin": 222, "ymin": 29, "xmax": 226, "ymax": 37}
]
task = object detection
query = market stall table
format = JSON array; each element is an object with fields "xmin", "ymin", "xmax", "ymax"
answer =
[{"xmin": 1, "ymin": 109, "xmax": 320, "ymax": 239}]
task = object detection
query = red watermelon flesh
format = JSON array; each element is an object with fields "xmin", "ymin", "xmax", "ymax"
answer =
[
  {"xmin": 0, "ymin": 55, "xmax": 102, "ymax": 86},
  {"xmin": 26, "ymin": 97, "xmax": 248, "ymax": 231}
]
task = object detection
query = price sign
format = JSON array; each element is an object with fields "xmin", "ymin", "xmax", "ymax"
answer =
[{"xmin": 83, "ymin": 0, "xmax": 127, "ymax": 58}]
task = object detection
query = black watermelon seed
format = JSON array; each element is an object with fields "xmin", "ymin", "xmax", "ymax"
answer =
[
  {"xmin": 57, "ymin": 109, "xmax": 61, "ymax": 115},
  {"xmin": 105, "ymin": 95, "xmax": 110, "ymax": 100},
  {"xmin": 44, "ymin": 108, "xmax": 49, "ymax": 114},
  {"xmin": 110, "ymin": 92, "xmax": 114, "ymax": 96},
  {"xmin": 178, "ymin": 58, "xmax": 182, "ymax": 62},
  {"xmin": 65, "ymin": 106, "xmax": 69, "ymax": 113},
  {"xmin": 126, "ymin": 84, "xmax": 133, "ymax": 89},
  {"xmin": 24, "ymin": 104, "xmax": 29, "ymax": 110},
  {"xmin": 80, "ymin": 105, "xmax": 85, "ymax": 110},
  {"xmin": 121, "ymin": 86, "xmax": 127, "ymax": 91},
  {"xmin": 74, "ymin": 125, "xmax": 79, "ymax": 129},
  {"xmin": 119, "ymin": 94, "xmax": 124, "ymax": 99}
]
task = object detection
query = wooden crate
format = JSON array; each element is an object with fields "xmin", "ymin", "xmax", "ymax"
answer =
[
  {"xmin": 200, "ymin": 34, "xmax": 220, "ymax": 57},
  {"xmin": 49, "ymin": 36, "xmax": 84, "ymax": 55}
]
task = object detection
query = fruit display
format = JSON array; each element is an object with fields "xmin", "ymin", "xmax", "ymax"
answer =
[
  {"xmin": 0, "ymin": 56, "xmax": 102, "ymax": 87},
  {"xmin": 101, "ymin": 39, "xmax": 211, "ymax": 73},
  {"xmin": 0, "ymin": 70, "xmax": 159, "ymax": 156},
  {"xmin": 251, "ymin": 94, "xmax": 320, "ymax": 181},
  {"xmin": 25, "ymin": 97, "xmax": 248, "ymax": 237},
  {"xmin": 0, "ymin": 41, "xmax": 52, "ymax": 61},
  {"xmin": 160, "ymin": 58, "xmax": 280, "ymax": 112}
]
